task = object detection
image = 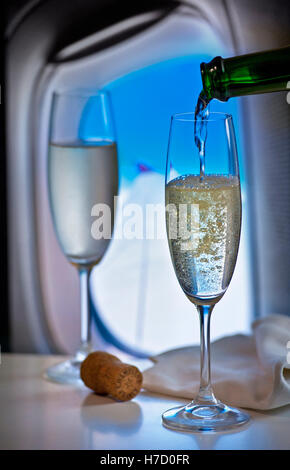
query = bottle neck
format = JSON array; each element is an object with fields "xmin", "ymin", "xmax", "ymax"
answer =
[
  {"xmin": 201, "ymin": 45, "xmax": 290, "ymax": 102},
  {"xmin": 200, "ymin": 56, "xmax": 226, "ymax": 101}
]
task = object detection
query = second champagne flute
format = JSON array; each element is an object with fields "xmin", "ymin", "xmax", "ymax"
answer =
[{"xmin": 45, "ymin": 90, "xmax": 118, "ymax": 385}]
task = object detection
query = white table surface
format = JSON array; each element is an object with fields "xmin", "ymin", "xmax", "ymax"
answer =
[{"xmin": 0, "ymin": 354, "xmax": 290, "ymax": 450}]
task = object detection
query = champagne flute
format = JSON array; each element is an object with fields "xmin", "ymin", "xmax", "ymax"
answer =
[
  {"xmin": 163, "ymin": 112, "xmax": 249, "ymax": 431},
  {"xmin": 45, "ymin": 90, "xmax": 118, "ymax": 385}
]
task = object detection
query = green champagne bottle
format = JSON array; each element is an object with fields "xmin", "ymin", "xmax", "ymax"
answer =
[{"xmin": 200, "ymin": 45, "xmax": 290, "ymax": 102}]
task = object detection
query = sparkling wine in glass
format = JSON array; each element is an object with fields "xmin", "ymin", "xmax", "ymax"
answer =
[
  {"xmin": 163, "ymin": 112, "xmax": 249, "ymax": 431},
  {"xmin": 45, "ymin": 90, "xmax": 118, "ymax": 385}
]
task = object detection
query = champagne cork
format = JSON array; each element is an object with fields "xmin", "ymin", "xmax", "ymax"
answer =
[{"xmin": 80, "ymin": 351, "xmax": 143, "ymax": 401}]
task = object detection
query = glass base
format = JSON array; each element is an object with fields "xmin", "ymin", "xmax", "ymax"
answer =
[
  {"xmin": 44, "ymin": 359, "xmax": 84, "ymax": 386},
  {"xmin": 162, "ymin": 402, "xmax": 250, "ymax": 433},
  {"xmin": 44, "ymin": 347, "xmax": 91, "ymax": 386}
]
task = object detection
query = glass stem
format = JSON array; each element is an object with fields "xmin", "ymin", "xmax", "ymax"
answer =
[
  {"xmin": 76, "ymin": 266, "xmax": 92, "ymax": 361},
  {"xmin": 195, "ymin": 304, "xmax": 217, "ymax": 405}
]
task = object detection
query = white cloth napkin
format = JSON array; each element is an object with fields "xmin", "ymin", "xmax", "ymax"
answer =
[{"xmin": 143, "ymin": 314, "xmax": 290, "ymax": 410}]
